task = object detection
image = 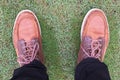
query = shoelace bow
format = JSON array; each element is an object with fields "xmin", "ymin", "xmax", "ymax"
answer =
[
  {"xmin": 81, "ymin": 39, "xmax": 102, "ymax": 59},
  {"xmin": 17, "ymin": 41, "xmax": 39, "ymax": 65}
]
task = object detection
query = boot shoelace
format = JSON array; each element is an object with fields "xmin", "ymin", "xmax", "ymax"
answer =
[
  {"xmin": 81, "ymin": 39, "xmax": 102, "ymax": 59},
  {"xmin": 17, "ymin": 40, "xmax": 39, "ymax": 65}
]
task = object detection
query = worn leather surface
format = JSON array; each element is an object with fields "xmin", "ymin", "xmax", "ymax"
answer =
[
  {"xmin": 77, "ymin": 10, "xmax": 109, "ymax": 64},
  {"xmin": 13, "ymin": 11, "xmax": 44, "ymax": 66}
]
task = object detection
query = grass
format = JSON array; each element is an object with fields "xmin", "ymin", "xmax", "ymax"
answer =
[{"xmin": 0, "ymin": 0, "xmax": 120, "ymax": 80}]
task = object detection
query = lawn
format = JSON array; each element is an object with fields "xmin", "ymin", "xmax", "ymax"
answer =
[{"xmin": 0, "ymin": 0, "xmax": 120, "ymax": 80}]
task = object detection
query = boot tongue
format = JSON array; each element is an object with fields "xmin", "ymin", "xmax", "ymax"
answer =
[
  {"xmin": 17, "ymin": 39, "xmax": 39, "ymax": 66},
  {"xmin": 81, "ymin": 36, "xmax": 104, "ymax": 60}
]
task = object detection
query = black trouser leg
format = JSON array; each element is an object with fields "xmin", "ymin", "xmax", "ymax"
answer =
[
  {"xmin": 75, "ymin": 58, "xmax": 111, "ymax": 80},
  {"xmin": 11, "ymin": 60, "xmax": 49, "ymax": 80}
]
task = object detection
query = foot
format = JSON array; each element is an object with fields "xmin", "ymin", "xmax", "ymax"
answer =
[
  {"xmin": 13, "ymin": 10, "xmax": 44, "ymax": 66},
  {"xmin": 77, "ymin": 8, "xmax": 109, "ymax": 64}
]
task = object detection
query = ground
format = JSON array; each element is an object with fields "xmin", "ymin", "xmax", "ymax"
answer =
[{"xmin": 0, "ymin": 0, "xmax": 120, "ymax": 80}]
